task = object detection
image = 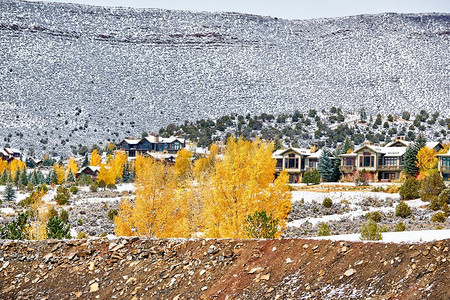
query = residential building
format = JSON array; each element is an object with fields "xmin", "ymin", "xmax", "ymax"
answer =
[
  {"xmin": 273, "ymin": 144, "xmax": 322, "ymax": 183},
  {"xmin": 436, "ymin": 150, "xmax": 450, "ymax": 182},
  {"xmin": 0, "ymin": 147, "xmax": 22, "ymax": 162},
  {"xmin": 339, "ymin": 143, "xmax": 406, "ymax": 182},
  {"xmin": 76, "ymin": 166, "xmax": 100, "ymax": 179},
  {"xmin": 118, "ymin": 136, "xmax": 185, "ymax": 158}
]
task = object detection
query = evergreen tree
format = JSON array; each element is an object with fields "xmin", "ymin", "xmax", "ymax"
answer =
[
  {"xmin": 122, "ymin": 163, "xmax": 131, "ymax": 183},
  {"xmin": 82, "ymin": 154, "xmax": 89, "ymax": 168},
  {"xmin": 67, "ymin": 171, "xmax": 75, "ymax": 183},
  {"xmin": 342, "ymin": 137, "xmax": 353, "ymax": 154},
  {"xmin": 3, "ymin": 183, "xmax": 16, "ymax": 202},
  {"xmin": 14, "ymin": 170, "xmax": 20, "ymax": 187},
  {"xmin": 0, "ymin": 170, "xmax": 8, "ymax": 184},
  {"xmin": 19, "ymin": 170, "xmax": 28, "ymax": 187},
  {"xmin": 31, "ymin": 171, "xmax": 39, "ymax": 186},
  {"xmin": 332, "ymin": 149, "xmax": 342, "ymax": 182},
  {"xmin": 50, "ymin": 170, "xmax": 58, "ymax": 185},
  {"xmin": 403, "ymin": 136, "xmax": 427, "ymax": 177},
  {"xmin": 318, "ymin": 149, "xmax": 334, "ymax": 182}
]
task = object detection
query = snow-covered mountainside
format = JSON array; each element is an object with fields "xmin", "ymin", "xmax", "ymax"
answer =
[{"xmin": 0, "ymin": 0, "xmax": 449, "ymax": 155}]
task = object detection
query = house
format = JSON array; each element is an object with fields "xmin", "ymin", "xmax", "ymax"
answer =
[
  {"xmin": 339, "ymin": 143, "xmax": 406, "ymax": 182},
  {"xmin": 118, "ymin": 136, "xmax": 186, "ymax": 158},
  {"xmin": 273, "ymin": 144, "xmax": 322, "ymax": 183},
  {"xmin": 385, "ymin": 137, "xmax": 444, "ymax": 152},
  {"xmin": 0, "ymin": 147, "xmax": 22, "ymax": 162},
  {"xmin": 436, "ymin": 150, "xmax": 450, "ymax": 182},
  {"xmin": 76, "ymin": 166, "xmax": 100, "ymax": 179}
]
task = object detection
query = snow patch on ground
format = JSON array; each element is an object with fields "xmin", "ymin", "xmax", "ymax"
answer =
[
  {"xmin": 292, "ymin": 190, "xmax": 400, "ymax": 204},
  {"xmin": 308, "ymin": 229, "xmax": 450, "ymax": 243}
]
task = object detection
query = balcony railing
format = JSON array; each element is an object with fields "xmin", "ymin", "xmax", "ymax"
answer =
[
  {"xmin": 339, "ymin": 165, "xmax": 356, "ymax": 172},
  {"xmin": 377, "ymin": 165, "xmax": 403, "ymax": 171},
  {"xmin": 441, "ymin": 166, "xmax": 450, "ymax": 171}
]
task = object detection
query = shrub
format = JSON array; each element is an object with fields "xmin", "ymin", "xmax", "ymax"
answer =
[
  {"xmin": 429, "ymin": 196, "xmax": 441, "ymax": 211},
  {"xmin": 107, "ymin": 183, "xmax": 116, "ymax": 190},
  {"xmin": 355, "ymin": 169, "xmax": 372, "ymax": 186},
  {"xmin": 69, "ymin": 186, "xmax": 78, "ymax": 195},
  {"xmin": 385, "ymin": 184, "xmax": 401, "ymax": 194},
  {"xmin": 371, "ymin": 186, "xmax": 386, "ymax": 192},
  {"xmin": 360, "ymin": 219, "xmax": 382, "ymax": 241},
  {"xmin": 77, "ymin": 231, "xmax": 88, "ymax": 239},
  {"xmin": 443, "ymin": 202, "xmax": 449, "ymax": 216},
  {"xmin": 302, "ymin": 170, "xmax": 320, "ymax": 185},
  {"xmin": 47, "ymin": 216, "xmax": 71, "ymax": 239},
  {"xmin": 322, "ymin": 197, "xmax": 333, "ymax": 208},
  {"xmin": 399, "ymin": 178, "xmax": 420, "ymax": 200},
  {"xmin": 77, "ymin": 174, "xmax": 93, "ymax": 186},
  {"xmin": 59, "ymin": 209, "xmax": 69, "ymax": 223},
  {"xmin": 108, "ymin": 209, "xmax": 118, "ymax": 221},
  {"xmin": 318, "ymin": 222, "xmax": 330, "ymax": 236},
  {"xmin": 438, "ymin": 188, "xmax": 450, "ymax": 206},
  {"xmin": 90, "ymin": 183, "xmax": 98, "ymax": 192},
  {"xmin": 98, "ymin": 180, "xmax": 106, "ymax": 190},
  {"xmin": 395, "ymin": 201, "xmax": 412, "ymax": 218},
  {"xmin": 365, "ymin": 211, "xmax": 382, "ymax": 222},
  {"xmin": 0, "ymin": 213, "xmax": 29, "ymax": 240},
  {"xmin": 244, "ymin": 210, "xmax": 279, "ymax": 238},
  {"xmin": 420, "ymin": 172, "xmax": 445, "ymax": 201},
  {"xmin": 54, "ymin": 186, "xmax": 70, "ymax": 205},
  {"xmin": 431, "ymin": 212, "xmax": 446, "ymax": 223},
  {"xmin": 77, "ymin": 218, "xmax": 83, "ymax": 226},
  {"xmin": 394, "ymin": 221, "xmax": 406, "ymax": 232}
]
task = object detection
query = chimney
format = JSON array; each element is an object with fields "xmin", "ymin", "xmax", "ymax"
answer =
[
  {"xmin": 310, "ymin": 143, "xmax": 318, "ymax": 153},
  {"xmin": 394, "ymin": 136, "xmax": 405, "ymax": 141}
]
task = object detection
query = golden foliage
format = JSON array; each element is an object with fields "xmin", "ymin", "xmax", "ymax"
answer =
[
  {"xmin": 9, "ymin": 159, "xmax": 26, "ymax": 177},
  {"xmin": 114, "ymin": 137, "xmax": 292, "ymax": 239},
  {"xmin": 67, "ymin": 157, "xmax": 79, "ymax": 175},
  {"xmin": 0, "ymin": 159, "xmax": 9, "ymax": 174},
  {"xmin": 97, "ymin": 151, "xmax": 127, "ymax": 185},
  {"xmin": 90, "ymin": 149, "xmax": 102, "ymax": 166},
  {"xmin": 416, "ymin": 147, "xmax": 438, "ymax": 179},
  {"xmin": 53, "ymin": 163, "xmax": 66, "ymax": 184},
  {"xmin": 203, "ymin": 137, "xmax": 291, "ymax": 238},
  {"xmin": 115, "ymin": 157, "xmax": 190, "ymax": 237}
]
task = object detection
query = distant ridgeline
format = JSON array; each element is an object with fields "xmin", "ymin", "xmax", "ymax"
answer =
[{"xmin": 0, "ymin": 0, "xmax": 449, "ymax": 155}]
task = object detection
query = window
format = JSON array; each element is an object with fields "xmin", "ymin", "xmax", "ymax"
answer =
[
  {"xmin": 360, "ymin": 152, "xmax": 374, "ymax": 167},
  {"xmin": 443, "ymin": 158, "xmax": 450, "ymax": 167},
  {"xmin": 276, "ymin": 159, "xmax": 283, "ymax": 169},
  {"xmin": 285, "ymin": 154, "xmax": 299, "ymax": 169},
  {"xmin": 383, "ymin": 157, "xmax": 397, "ymax": 166},
  {"xmin": 344, "ymin": 158, "xmax": 355, "ymax": 166},
  {"xmin": 309, "ymin": 159, "xmax": 318, "ymax": 168}
]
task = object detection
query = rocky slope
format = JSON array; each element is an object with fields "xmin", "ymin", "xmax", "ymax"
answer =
[
  {"xmin": 0, "ymin": 238, "xmax": 449, "ymax": 299},
  {"xmin": 0, "ymin": 0, "xmax": 449, "ymax": 155}
]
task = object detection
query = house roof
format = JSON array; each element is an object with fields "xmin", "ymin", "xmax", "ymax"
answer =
[
  {"xmin": 77, "ymin": 166, "xmax": 101, "ymax": 174},
  {"xmin": 352, "ymin": 144, "xmax": 406, "ymax": 157},
  {"xmin": 0, "ymin": 148, "xmax": 9, "ymax": 156},
  {"xmin": 436, "ymin": 150, "xmax": 450, "ymax": 157},
  {"xmin": 385, "ymin": 140, "xmax": 411, "ymax": 147},
  {"xmin": 426, "ymin": 142, "xmax": 443, "ymax": 150},
  {"xmin": 123, "ymin": 138, "xmax": 140, "ymax": 145},
  {"xmin": 5, "ymin": 148, "xmax": 21, "ymax": 155},
  {"xmin": 147, "ymin": 152, "xmax": 177, "ymax": 160},
  {"xmin": 273, "ymin": 147, "xmax": 323, "ymax": 158}
]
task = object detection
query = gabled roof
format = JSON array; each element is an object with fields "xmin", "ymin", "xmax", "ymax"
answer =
[
  {"xmin": 385, "ymin": 140, "xmax": 411, "ymax": 147},
  {"xmin": 77, "ymin": 165, "xmax": 101, "ymax": 174},
  {"xmin": 273, "ymin": 147, "xmax": 311, "ymax": 158},
  {"xmin": 160, "ymin": 136, "xmax": 185, "ymax": 144},
  {"xmin": 0, "ymin": 148, "xmax": 9, "ymax": 156},
  {"xmin": 123, "ymin": 138, "xmax": 140, "ymax": 145},
  {"xmin": 351, "ymin": 144, "xmax": 406, "ymax": 157},
  {"xmin": 426, "ymin": 142, "xmax": 443, "ymax": 151}
]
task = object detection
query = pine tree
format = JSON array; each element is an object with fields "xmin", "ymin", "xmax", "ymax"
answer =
[
  {"xmin": 0, "ymin": 170, "xmax": 8, "ymax": 184},
  {"xmin": 67, "ymin": 171, "xmax": 75, "ymax": 183},
  {"xmin": 332, "ymin": 149, "xmax": 342, "ymax": 182},
  {"xmin": 19, "ymin": 170, "xmax": 28, "ymax": 187},
  {"xmin": 318, "ymin": 149, "xmax": 334, "ymax": 182},
  {"xmin": 342, "ymin": 137, "xmax": 353, "ymax": 154},
  {"xmin": 82, "ymin": 154, "xmax": 89, "ymax": 168},
  {"xmin": 31, "ymin": 171, "xmax": 39, "ymax": 186},
  {"xmin": 122, "ymin": 163, "xmax": 131, "ymax": 183},
  {"xmin": 14, "ymin": 169, "xmax": 20, "ymax": 187},
  {"xmin": 403, "ymin": 136, "xmax": 427, "ymax": 177},
  {"xmin": 3, "ymin": 183, "xmax": 16, "ymax": 202}
]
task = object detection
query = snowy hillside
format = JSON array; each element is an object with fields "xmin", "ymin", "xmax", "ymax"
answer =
[{"xmin": 0, "ymin": 0, "xmax": 449, "ymax": 155}]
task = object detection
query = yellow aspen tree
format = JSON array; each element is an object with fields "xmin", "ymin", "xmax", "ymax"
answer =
[
  {"xmin": 193, "ymin": 143, "xmax": 218, "ymax": 180},
  {"xmin": 114, "ymin": 198, "xmax": 133, "ymax": 236},
  {"xmin": 9, "ymin": 159, "xmax": 25, "ymax": 178},
  {"xmin": 203, "ymin": 136, "xmax": 291, "ymax": 238},
  {"xmin": 0, "ymin": 159, "xmax": 9, "ymax": 174},
  {"xmin": 97, "ymin": 164, "xmax": 115, "ymax": 185},
  {"xmin": 115, "ymin": 156, "xmax": 190, "ymax": 237},
  {"xmin": 174, "ymin": 148, "xmax": 193, "ymax": 182},
  {"xmin": 111, "ymin": 151, "xmax": 127, "ymax": 180},
  {"xmin": 416, "ymin": 147, "xmax": 438, "ymax": 179},
  {"xmin": 67, "ymin": 157, "xmax": 79, "ymax": 175},
  {"xmin": 90, "ymin": 149, "xmax": 102, "ymax": 166},
  {"xmin": 53, "ymin": 163, "xmax": 66, "ymax": 184}
]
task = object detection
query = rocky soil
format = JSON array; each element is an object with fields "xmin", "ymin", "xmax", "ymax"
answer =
[{"xmin": 0, "ymin": 238, "xmax": 449, "ymax": 299}]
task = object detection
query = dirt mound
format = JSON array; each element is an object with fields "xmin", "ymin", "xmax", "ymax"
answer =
[{"xmin": 0, "ymin": 238, "xmax": 449, "ymax": 299}]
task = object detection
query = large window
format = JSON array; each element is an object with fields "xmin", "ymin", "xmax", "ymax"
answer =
[
  {"xmin": 383, "ymin": 157, "xmax": 397, "ymax": 166},
  {"xmin": 309, "ymin": 158, "xmax": 318, "ymax": 168},
  {"xmin": 285, "ymin": 154, "xmax": 299, "ymax": 169},
  {"xmin": 360, "ymin": 152, "xmax": 374, "ymax": 167},
  {"xmin": 276, "ymin": 159, "xmax": 283, "ymax": 169},
  {"xmin": 344, "ymin": 158, "xmax": 355, "ymax": 166},
  {"xmin": 443, "ymin": 158, "xmax": 450, "ymax": 167}
]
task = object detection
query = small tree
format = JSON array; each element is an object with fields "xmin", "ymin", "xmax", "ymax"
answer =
[
  {"xmin": 244, "ymin": 210, "xmax": 279, "ymax": 239},
  {"xmin": 0, "ymin": 213, "xmax": 29, "ymax": 240},
  {"xmin": 355, "ymin": 169, "xmax": 371, "ymax": 186},
  {"xmin": 438, "ymin": 189, "xmax": 450, "ymax": 206},
  {"xmin": 322, "ymin": 197, "xmax": 333, "ymax": 208},
  {"xmin": 399, "ymin": 177, "xmax": 420, "ymax": 200},
  {"xmin": 394, "ymin": 221, "xmax": 406, "ymax": 232},
  {"xmin": 420, "ymin": 172, "xmax": 445, "ymax": 202},
  {"xmin": 46, "ymin": 216, "xmax": 71, "ymax": 239},
  {"xmin": 54, "ymin": 186, "xmax": 70, "ymax": 205},
  {"xmin": 318, "ymin": 222, "xmax": 330, "ymax": 236},
  {"xmin": 431, "ymin": 212, "xmax": 446, "ymax": 223},
  {"xmin": 3, "ymin": 183, "xmax": 16, "ymax": 202},
  {"xmin": 318, "ymin": 150, "xmax": 334, "ymax": 182},
  {"xmin": 66, "ymin": 171, "xmax": 75, "ymax": 183},
  {"xmin": 395, "ymin": 201, "xmax": 412, "ymax": 218},
  {"xmin": 97, "ymin": 180, "xmax": 106, "ymax": 190},
  {"xmin": 302, "ymin": 170, "xmax": 320, "ymax": 185},
  {"xmin": 360, "ymin": 219, "xmax": 382, "ymax": 241},
  {"xmin": 365, "ymin": 211, "xmax": 382, "ymax": 222},
  {"xmin": 59, "ymin": 209, "xmax": 69, "ymax": 223}
]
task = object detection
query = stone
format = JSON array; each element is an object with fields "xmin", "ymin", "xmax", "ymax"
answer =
[
  {"xmin": 90, "ymin": 283, "xmax": 99, "ymax": 293},
  {"xmin": 285, "ymin": 258, "xmax": 293, "ymax": 264},
  {"xmin": 344, "ymin": 268, "xmax": 355, "ymax": 277},
  {"xmin": 260, "ymin": 274, "xmax": 270, "ymax": 281}
]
